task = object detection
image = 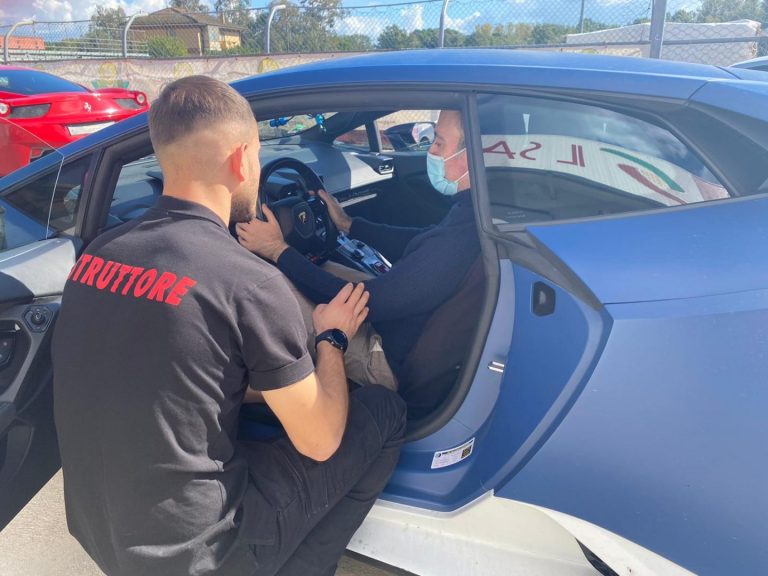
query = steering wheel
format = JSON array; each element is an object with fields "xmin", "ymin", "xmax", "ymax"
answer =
[{"xmin": 258, "ymin": 157, "xmax": 338, "ymax": 258}]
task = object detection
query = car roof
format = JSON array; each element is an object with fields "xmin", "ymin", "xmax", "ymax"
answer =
[
  {"xmin": 61, "ymin": 48, "xmax": 762, "ymax": 158},
  {"xmin": 732, "ymin": 55, "xmax": 768, "ymax": 69},
  {"xmin": 0, "ymin": 65, "xmax": 42, "ymax": 72},
  {"xmin": 228, "ymin": 48, "xmax": 746, "ymax": 106}
]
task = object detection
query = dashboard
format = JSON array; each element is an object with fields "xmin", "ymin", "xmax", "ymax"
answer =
[{"xmin": 109, "ymin": 141, "xmax": 394, "ymax": 227}]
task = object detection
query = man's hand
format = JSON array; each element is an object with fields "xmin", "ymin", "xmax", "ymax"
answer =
[
  {"xmin": 312, "ymin": 189, "xmax": 352, "ymax": 234},
  {"xmin": 236, "ymin": 205, "xmax": 289, "ymax": 262},
  {"xmin": 313, "ymin": 282, "xmax": 369, "ymax": 340}
]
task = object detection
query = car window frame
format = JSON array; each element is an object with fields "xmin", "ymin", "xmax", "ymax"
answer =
[{"xmin": 464, "ymin": 89, "xmax": 760, "ymax": 237}]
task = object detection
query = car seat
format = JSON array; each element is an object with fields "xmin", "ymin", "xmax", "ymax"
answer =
[{"xmin": 398, "ymin": 257, "xmax": 486, "ymax": 421}]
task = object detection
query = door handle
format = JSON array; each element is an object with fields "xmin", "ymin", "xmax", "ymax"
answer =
[{"xmin": 533, "ymin": 282, "xmax": 556, "ymax": 316}]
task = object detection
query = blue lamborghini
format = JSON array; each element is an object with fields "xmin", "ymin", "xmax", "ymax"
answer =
[{"xmin": 1, "ymin": 50, "xmax": 767, "ymax": 575}]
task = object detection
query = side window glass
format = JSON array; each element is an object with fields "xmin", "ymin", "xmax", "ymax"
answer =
[
  {"xmin": 107, "ymin": 154, "xmax": 163, "ymax": 230},
  {"xmin": 0, "ymin": 156, "xmax": 89, "ymax": 252},
  {"xmin": 477, "ymin": 94, "xmax": 730, "ymax": 225},
  {"xmin": 377, "ymin": 110, "xmax": 437, "ymax": 152},
  {"xmin": 333, "ymin": 126, "xmax": 370, "ymax": 151}
]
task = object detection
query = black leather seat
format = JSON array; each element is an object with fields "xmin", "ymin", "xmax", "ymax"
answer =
[{"xmin": 398, "ymin": 258, "xmax": 486, "ymax": 420}]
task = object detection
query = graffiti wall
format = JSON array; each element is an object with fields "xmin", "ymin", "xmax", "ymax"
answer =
[{"xmin": 31, "ymin": 53, "xmax": 356, "ymax": 100}]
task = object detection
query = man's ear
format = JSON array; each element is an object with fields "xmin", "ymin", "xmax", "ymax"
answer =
[{"xmin": 228, "ymin": 143, "xmax": 248, "ymax": 183}]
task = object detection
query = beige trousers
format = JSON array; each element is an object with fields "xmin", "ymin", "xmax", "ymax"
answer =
[{"xmin": 287, "ymin": 261, "xmax": 398, "ymax": 392}]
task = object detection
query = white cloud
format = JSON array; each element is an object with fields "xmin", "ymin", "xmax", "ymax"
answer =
[
  {"xmin": 595, "ymin": 0, "xmax": 635, "ymax": 5},
  {"xmin": 0, "ymin": 0, "xmax": 166, "ymax": 24},
  {"xmin": 336, "ymin": 14, "xmax": 389, "ymax": 39},
  {"xmin": 399, "ymin": 4, "xmax": 423, "ymax": 32},
  {"xmin": 445, "ymin": 10, "xmax": 481, "ymax": 32}
]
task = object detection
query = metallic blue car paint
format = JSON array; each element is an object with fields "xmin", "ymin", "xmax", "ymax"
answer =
[
  {"xmin": 20, "ymin": 49, "xmax": 768, "ymax": 572},
  {"xmin": 380, "ymin": 261, "xmax": 515, "ymax": 510},
  {"xmin": 526, "ymin": 196, "xmax": 768, "ymax": 304},
  {"xmin": 495, "ymin": 288, "xmax": 768, "ymax": 575},
  {"xmin": 232, "ymin": 50, "xmax": 738, "ymax": 101},
  {"xmin": 474, "ymin": 265, "xmax": 610, "ymax": 491},
  {"xmin": 691, "ymin": 77, "xmax": 768, "ymax": 123}
]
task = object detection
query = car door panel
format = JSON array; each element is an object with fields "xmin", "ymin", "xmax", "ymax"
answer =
[
  {"xmin": 0, "ymin": 238, "xmax": 78, "ymax": 305},
  {"xmin": 494, "ymin": 285, "xmax": 768, "ymax": 575},
  {"xmin": 487, "ymin": 186, "xmax": 768, "ymax": 576},
  {"xmin": 524, "ymin": 196, "xmax": 768, "ymax": 303},
  {"xmin": 0, "ymin": 117, "xmax": 86, "ymax": 528},
  {"xmin": 476, "ymin": 264, "xmax": 610, "ymax": 491},
  {"xmin": 0, "ymin": 238, "xmax": 76, "ymax": 528}
]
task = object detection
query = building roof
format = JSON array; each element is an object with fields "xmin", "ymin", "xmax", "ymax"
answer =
[{"xmin": 131, "ymin": 8, "xmax": 245, "ymax": 32}]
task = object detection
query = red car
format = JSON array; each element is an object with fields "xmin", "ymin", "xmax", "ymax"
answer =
[{"xmin": 0, "ymin": 65, "xmax": 148, "ymax": 176}]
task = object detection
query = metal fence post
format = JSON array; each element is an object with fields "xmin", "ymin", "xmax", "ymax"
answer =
[
  {"xmin": 265, "ymin": 4, "xmax": 286, "ymax": 55},
  {"xmin": 439, "ymin": 0, "xmax": 450, "ymax": 48},
  {"xmin": 649, "ymin": 0, "xmax": 667, "ymax": 59},
  {"xmin": 4, "ymin": 20, "xmax": 33, "ymax": 64},
  {"xmin": 123, "ymin": 12, "xmax": 144, "ymax": 58},
  {"xmin": 578, "ymin": 0, "xmax": 586, "ymax": 33}
]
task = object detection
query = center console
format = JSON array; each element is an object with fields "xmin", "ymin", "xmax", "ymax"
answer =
[{"xmin": 334, "ymin": 232, "xmax": 391, "ymax": 276}]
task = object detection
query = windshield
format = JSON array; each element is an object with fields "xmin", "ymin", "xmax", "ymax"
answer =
[
  {"xmin": 0, "ymin": 69, "xmax": 88, "ymax": 96},
  {"xmin": 258, "ymin": 113, "xmax": 336, "ymax": 141}
]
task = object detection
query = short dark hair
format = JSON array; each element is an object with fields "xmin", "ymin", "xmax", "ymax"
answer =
[{"xmin": 149, "ymin": 75, "xmax": 253, "ymax": 149}]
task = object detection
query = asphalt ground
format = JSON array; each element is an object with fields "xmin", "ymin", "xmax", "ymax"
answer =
[{"xmin": 0, "ymin": 470, "xmax": 402, "ymax": 576}]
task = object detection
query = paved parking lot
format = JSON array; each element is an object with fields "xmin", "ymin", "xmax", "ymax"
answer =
[{"xmin": 0, "ymin": 471, "xmax": 401, "ymax": 576}]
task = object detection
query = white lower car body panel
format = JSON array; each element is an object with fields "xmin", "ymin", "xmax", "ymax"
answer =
[{"xmin": 347, "ymin": 492, "xmax": 694, "ymax": 576}]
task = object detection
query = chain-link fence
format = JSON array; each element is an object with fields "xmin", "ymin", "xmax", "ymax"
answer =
[{"xmin": 1, "ymin": 0, "xmax": 766, "ymax": 65}]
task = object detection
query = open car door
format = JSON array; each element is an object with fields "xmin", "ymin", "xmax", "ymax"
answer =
[{"xmin": 0, "ymin": 117, "xmax": 90, "ymax": 528}]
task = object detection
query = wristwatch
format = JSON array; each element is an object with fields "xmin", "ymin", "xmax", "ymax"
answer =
[{"xmin": 315, "ymin": 328, "xmax": 349, "ymax": 353}]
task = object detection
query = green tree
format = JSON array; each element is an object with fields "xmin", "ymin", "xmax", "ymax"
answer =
[
  {"xmin": 86, "ymin": 6, "xmax": 127, "ymax": 51},
  {"xmin": 409, "ymin": 28, "xmax": 439, "ymax": 48},
  {"xmin": 376, "ymin": 24, "xmax": 413, "ymax": 49},
  {"xmin": 530, "ymin": 23, "xmax": 571, "ymax": 45},
  {"xmin": 247, "ymin": 0, "xmax": 346, "ymax": 53},
  {"xmin": 215, "ymin": 0, "xmax": 251, "ymax": 27},
  {"xmin": 442, "ymin": 28, "xmax": 465, "ymax": 47},
  {"xmin": 148, "ymin": 35, "xmax": 188, "ymax": 57},
  {"xmin": 580, "ymin": 18, "xmax": 613, "ymax": 33},
  {"xmin": 465, "ymin": 22, "xmax": 534, "ymax": 46},
  {"xmin": 667, "ymin": 9, "xmax": 697, "ymax": 23},
  {"xmin": 333, "ymin": 34, "xmax": 373, "ymax": 51},
  {"xmin": 91, "ymin": 6, "xmax": 127, "ymax": 31},
  {"xmin": 697, "ymin": 0, "xmax": 762, "ymax": 22},
  {"xmin": 169, "ymin": 0, "xmax": 210, "ymax": 13}
]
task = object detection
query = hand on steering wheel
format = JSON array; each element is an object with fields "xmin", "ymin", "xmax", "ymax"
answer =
[
  {"xmin": 311, "ymin": 189, "xmax": 352, "ymax": 235},
  {"xmin": 235, "ymin": 204, "xmax": 289, "ymax": 262},
  {"xmin": 255, "ymin": 157, "xmax": 339, "ymax": 259}
]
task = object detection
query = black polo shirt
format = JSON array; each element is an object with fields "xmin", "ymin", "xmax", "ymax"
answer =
[{"xmin": 52, "ymin": 195, "xmax": 313, "ymax": 576}]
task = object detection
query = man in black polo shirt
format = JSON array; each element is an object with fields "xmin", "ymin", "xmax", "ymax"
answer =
[{"xmin": 52, "ymin": 76, "xmax": 406, "ymax": 576}]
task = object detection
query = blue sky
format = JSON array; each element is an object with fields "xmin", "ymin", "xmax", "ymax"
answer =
[{"xmin": 1, "ymin": 0, "xmax": 702, "ymax": 36}]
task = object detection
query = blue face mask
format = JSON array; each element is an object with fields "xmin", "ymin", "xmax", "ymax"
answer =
[{"xmin": 426, "ymin": 148, "xmax": 468, "ymax": 196}]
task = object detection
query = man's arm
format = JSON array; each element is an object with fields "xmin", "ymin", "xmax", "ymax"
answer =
[
  {"xmin": 236, "ymin": 204, "xmax": 479, "ymax": 323},
  {"xmin": 317, "ymin": 189, "xmax": 423, "ymax": 262},
  {"xmin": 262, "ymin": 283, "xmax": 368, "ymax": 461},
  {"xmin": 276, "ymin": 221, "xmax": 480, "ymax": 323}
]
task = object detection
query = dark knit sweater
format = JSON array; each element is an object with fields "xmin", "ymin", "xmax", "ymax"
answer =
[{"xmin": 276, "ymin": 190, "xmax": 480, "ymax": 378}]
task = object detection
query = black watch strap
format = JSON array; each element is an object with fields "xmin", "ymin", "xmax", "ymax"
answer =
[{"xmin": 315, "ymin": 328, "xmax": 348, "ymax": 353}]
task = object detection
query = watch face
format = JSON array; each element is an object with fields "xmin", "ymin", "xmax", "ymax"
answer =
[
  {"xmin": 330, "ymin": 329, "xmax": 348, "ymax": 348},
  {"xmin": 316, "ymin": 329, "xmax": 348, "ymax": 352}
]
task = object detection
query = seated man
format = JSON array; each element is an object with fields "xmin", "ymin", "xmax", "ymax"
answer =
[{"xmin": 238, "ymin": 110, "xmax": 480, "ymax": 391}]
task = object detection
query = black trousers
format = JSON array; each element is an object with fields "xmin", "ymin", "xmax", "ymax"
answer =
[{"xmin": 239, "ymin": 385, "xmax": 407, "ymax": 576}]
